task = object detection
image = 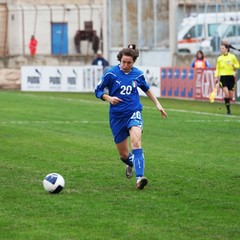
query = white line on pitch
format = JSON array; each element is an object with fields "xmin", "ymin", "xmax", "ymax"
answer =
[
  {"xmin": 2, "ymin": 92, "xmax": 240, "ymax": 119},
  {"xmin": 0, "ymin": 120, "xmax": 108, "ymax": 125}
]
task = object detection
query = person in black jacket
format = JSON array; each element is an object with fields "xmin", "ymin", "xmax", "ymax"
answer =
[{"xmin": 92, "ymin": 50, "xmax": 109, "ymax": 71}]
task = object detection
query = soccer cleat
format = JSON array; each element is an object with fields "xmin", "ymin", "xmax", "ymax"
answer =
[
  {"xmin": 227, "ymin": 110, "xmax": 231, "ymax": 115},
  {"xmin": 136, "ymin": 177, "xmax": 148, "ymax": 190},
  {"xmin": 126, "ymin": 165, "xmax": 133, "ymax": 179}
]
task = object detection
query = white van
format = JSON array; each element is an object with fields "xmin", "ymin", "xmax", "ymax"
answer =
[
  {"xmin": 178, "ymin": 12, "xmax": 240, "ymax": 54},
  {"xmin": 222, "ymin": 22, "xmax": 240, "ymax": 51},
  {"xmin": 203, "ymin": 21, "xmax": 240, "ymax": 53}
]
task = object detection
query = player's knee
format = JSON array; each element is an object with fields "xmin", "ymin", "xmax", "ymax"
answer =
[
  {"xmin": 120, "ymin": 153, "xmax": 129, "ymax": 160},
  {"xmin": 131, "ymin": 140, "xmax": 141, "ymax": 149}
]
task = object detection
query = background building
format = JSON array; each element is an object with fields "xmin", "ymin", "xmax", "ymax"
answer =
[
  {"xmin": 0, "ymin": 0, "xmax": 239, "ymax": 68},
  {"xmin": 0, "ymin": 0, "xmax": 104, "ymax": 56}
]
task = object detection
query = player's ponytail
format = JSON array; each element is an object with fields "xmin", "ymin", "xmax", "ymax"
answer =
[
  {"xmin": 228, "ymin": 44, "xmax": 240, "ymax": 52},
  {"xmin": 223, "ymin": 42, "xmax": 240, "ymax": 52},
  {"xmin": 128, "ymin": 44, "xmax": 136, "ymax": 50},
  {"xmin": 117, "ymin": 44, "xmax": 139, "ymax": 61}
]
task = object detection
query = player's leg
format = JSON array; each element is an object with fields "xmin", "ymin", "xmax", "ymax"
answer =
[
  {"xmin": 116, "ymin": 138, "xmax": 133, "ymax": 167},
  {"xmin": 222, "ymin": 86, "xmax": 231, "ymax": 114},
  {"xmin": 116, "ymin": 139, "xmax": 134, "ymax": 179},
  {"xmin": 229, "ymin": 89, "xmax": 234, "ymax": 101},
  {"xmin": 111, "ymin": 116, "xmax": 134, "ymax": 179},
  {"xmin": 127, "ymin": 111, "xmax": 148, "ymax": 189},
  {"xmin": 221, "ymin": 76, "xmax": 235, "ymax": 115},
  {"xmin": 225, "ymin": 89, "xmax": 235, "ymax": 115},
  {"xmin": 129, "ymin": 126, "xmax": 144, "ymax": 177},
  {"xmin": 227, "ymin": 77, "xmax": 235, "ymax": 115},
  {"xmin": 220, "ymin": 77, "xmax": 232, "ymax": 115},
  {"xmin": 129, "ymin": 126, "xmax": 148, "ymax": 190}
]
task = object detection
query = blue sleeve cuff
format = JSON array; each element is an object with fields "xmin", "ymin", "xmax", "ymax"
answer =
[{"xmin": 96, "ymin": 90, "xmax": 105, "ymax": 100}]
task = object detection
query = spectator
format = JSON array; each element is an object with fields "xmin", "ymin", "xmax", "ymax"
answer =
[
  {"xmin": 29, "ymin": 35, "xmax": 38, "ymax": 56},
  {"xmin": 191, "ymin": 50, "xmax": 211, "ymax": 69},
  {"xmin": 92, "ymin": 50, "xmax": 109, "ymax": 70}
]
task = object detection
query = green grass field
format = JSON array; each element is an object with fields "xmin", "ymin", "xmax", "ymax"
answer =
[{"xmin": 1, "ymin": 90, "xmax": 240, "ymax": 240}]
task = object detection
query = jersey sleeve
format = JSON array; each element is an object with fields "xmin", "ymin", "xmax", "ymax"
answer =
[
  {"xmin": 95, "ymin": 71, "xmax": 112, "ymax": 100},
  {"xmin": 136, "ymin": 71, "xmax": 150, "ymax": 92},
  {"xmin": 190, "ymin": 60, "xmax": 195, "ymax": 68},
  {"xmin": 205, "ymin": 60, "xmax": 211, "ymax": 68},
  {"xmin": 233, "ymin": 54, "xmax": 240, "ymax": 69}
]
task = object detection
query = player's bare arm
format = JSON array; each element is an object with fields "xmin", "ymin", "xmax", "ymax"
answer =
[
  {"xmin": 102, "ymin": 94, "xmax": 123, "ymax": 105},
  {"xmin": 145, "ymin": 89, "xmax": 168, "ymax": 118}
]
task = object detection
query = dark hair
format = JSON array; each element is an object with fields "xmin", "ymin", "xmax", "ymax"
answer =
[
  {"xmin": 222, "ymin": 43, "xmax": 230, "ymax": 52},
  {"xmin": 222, "ymin": 43, "xmax": 240, "ymax": 52},
  {"xmin": 117, "ymin": 44, "xmax": 139, "ymax": 62},
  {"xmin": 196, "ymin": 50, "xmax": 204, "ymax": 60}
]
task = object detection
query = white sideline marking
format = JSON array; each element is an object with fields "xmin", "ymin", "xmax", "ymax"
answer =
[
  {"xmin": 144, "ymin": 106, "xmax": 240, "ymax": 120},
  {"xmin": 0, "ymin": 120, "xmax": 108, "ymax": 125},
  {"xmin": 31, "ymin": 95, "xmax": 240, "ymax": 119},
  {"xmin": 185, "ymin": 119, "xmax": 240, "ymax": 123},
  {"xmin": 1, "ymin": 92, "xmax": 240, "ymax": 120},
  {"xmin": 167, "ymin": 108, "xmax": 240, "ymax": 118},
  {"xmin": 1, "ymin": 119, "xmax": 239, "ymax": 125}
]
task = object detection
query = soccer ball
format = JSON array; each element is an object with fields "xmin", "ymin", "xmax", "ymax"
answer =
[{"xmin": 43, "ymin": 173, "xmax": 65, "ymax": 194}]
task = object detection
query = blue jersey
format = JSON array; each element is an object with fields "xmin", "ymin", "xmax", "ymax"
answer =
[{"xmin": 95, "ymin": 65, "xmax": 150, "ymax": 118}]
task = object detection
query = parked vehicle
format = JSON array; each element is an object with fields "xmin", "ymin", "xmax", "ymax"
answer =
[
  {"xmin": 201, "ymin": 21, "xmax": 240, "ymax": 53},
  {"xmin": 178, "ymin": 12, "xmax": 240, "ymax": 54}
]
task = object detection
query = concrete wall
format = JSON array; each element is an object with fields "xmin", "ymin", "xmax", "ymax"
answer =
[
  {"xmin": 6, "ymin": 3, "xmax": 103, "ymax": 55},
  {"xmin": 0, "ymin": 68, "xmax": 20, "ymax": 89}
]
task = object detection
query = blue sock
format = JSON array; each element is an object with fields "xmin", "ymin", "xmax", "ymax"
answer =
[
  {"xmin": 120, "ymin": 153, "xmax": 133, "ymax": 167},
  {"xmin": 132, "ymin": 148, "xmax": 144, "ymax": 178}
]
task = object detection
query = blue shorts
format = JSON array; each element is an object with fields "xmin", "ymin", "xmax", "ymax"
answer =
[{"xmin": 110, "ymin": 111, "xmax": 143, "ymax": 144}]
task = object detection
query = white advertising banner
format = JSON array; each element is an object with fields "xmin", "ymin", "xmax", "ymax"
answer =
[
  {"xmin": 21, "ymin": 66, "xmax": 103, "ymax": 92},
  {"xmin": 135, "ymin": 66, "xmax": 161, "ymax": 97}
]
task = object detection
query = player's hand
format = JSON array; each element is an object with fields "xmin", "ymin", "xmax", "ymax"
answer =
[
  {"xmin": 110, "ymin": 96, "xmax": 123, "ymax": 105},
  {"xmin": 155, "ymin": 102, "xmax": 168, "ymax": 118},
  {"xmin": 160, "ymin": 108, "xmax": 168, "ymax": 118}
]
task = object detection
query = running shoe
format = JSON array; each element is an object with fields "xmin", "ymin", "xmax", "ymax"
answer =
[
  {"xmin": 126, "ymin": 165, "xmax": 133, "ymax": 179},
  {"xmin": 136, "ymin": 177, "xmax": 148, "ymax": 190}
]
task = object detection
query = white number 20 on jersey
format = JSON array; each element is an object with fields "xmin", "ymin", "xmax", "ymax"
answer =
[{"xmin": 120, "ymin": 85, "xmax": 132, "ymax": 95}]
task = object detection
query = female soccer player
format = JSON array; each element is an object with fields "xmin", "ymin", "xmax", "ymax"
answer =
[
  {"xmin": 215, "ymin": 43, "xmax": 239, "ymax": 115},
  {"xmin": 95, "ymin": 44, "xmax": 168, "ymax": 190}
]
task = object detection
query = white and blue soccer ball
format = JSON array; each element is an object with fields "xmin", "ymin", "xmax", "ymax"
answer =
[{"xmin": 43, "ymin": 173, "xmax": 65, "ymax": 194}]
